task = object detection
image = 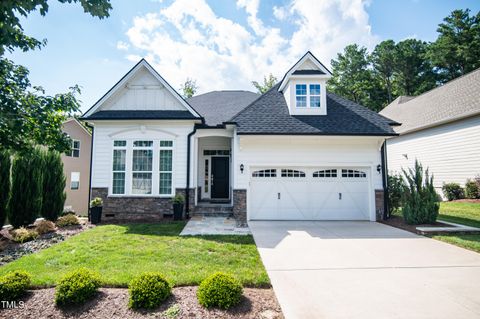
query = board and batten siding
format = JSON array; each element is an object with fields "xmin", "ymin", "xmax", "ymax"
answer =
[
  {"xmin": 386, "ymin": 115, "xmax": 480, "ymax": 191},
  {"xmin": 91, "ymin": 121, "xmax": 195, "ymax": 192}
]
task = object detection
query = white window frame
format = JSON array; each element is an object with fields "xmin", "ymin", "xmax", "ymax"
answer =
[
  {"xmin": 70, "ymin": 172, "xmax": 80, "ymax": 190},
  {"xmin": 67, "ymin": 139, "xmax": 80, "ymax": 157},
  {"xmin": 295, "ymin": 83, "xmax": 322, "ymax": 108},
  {"xmin": 112, "ymin": 140, "xmax": 127, "ymax": 195},
  {"xmin": 159, "ymin": 140, "xmax": 174, "ymax": 196},
  {"xmin": 109, "ymin": 139, "xmax": 175, "ymax": 197},
  {"xmin": 131, "ymin": 141, "xmax": 154, "ymax": 195}
]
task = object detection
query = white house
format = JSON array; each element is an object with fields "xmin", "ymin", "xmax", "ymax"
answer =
[
  {"xmin": 81, "ymin": 52, "xmax": 397, "ymax": 222},
  {"xmin": 380, "ymin": 68, "xmax": 480, "ymax": 196}
]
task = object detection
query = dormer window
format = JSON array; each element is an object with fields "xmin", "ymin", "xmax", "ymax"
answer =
[
  {"xmin": 295, "ymin": 84, "xmax": 307, "ymax": 107},
  {"xmin": 295, "ymin": 84, "xmax": 321, "ymax": 108}
]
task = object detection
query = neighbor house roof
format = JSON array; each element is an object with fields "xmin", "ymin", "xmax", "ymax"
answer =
[
  {"xmin": 187, "ymin": 90, "xmax": 259, "ymax": 126},
  {"xmin": 380, "ymin": 68, "xmax": 480, "ymax": 134},
  {"xmin": 83, "ymin": 110, "xmax": 197, "ymax": 120},
  {"xmin": 230, "ymin": 84, "xmax": 397, "ymax": 136}
]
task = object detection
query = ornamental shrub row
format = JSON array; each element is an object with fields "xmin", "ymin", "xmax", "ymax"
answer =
[{"xmin": 0, "ymin": 269, "xmax": 244, "ymax": 310}]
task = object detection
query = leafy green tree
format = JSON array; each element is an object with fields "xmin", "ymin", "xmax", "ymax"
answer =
[
  {"xmin": 8, "ymin": 148, "xmax": 45, "ymax": 228},
  {"xmin": 180, "ymin": 78, "xmax": 198, "ymax": 99},
  {"xmin": 252, "ymin": 73, "xmax": 277, "ymax": 94},
  {"xmin": 41, "ymin": 151, "xmax": 66, "ymax": 221},
  {"xmin": 327, "ymin": 44, "xmax": 376, "ymax": 109},
  {"xmin": 0, "ymin": 0, "xmax": 112, "ymax": 153},
  {"xmin": 371, "ymin": 40, "xmax": 397, "ymax": 104},
  {"xmin": 428, "ymin": 9, "xmax": 480, "ymax": 81},
  {"xmin": 393, "ymin": 39, "xmax": 437, "ymax": 96},
  {"xmin": 0, "ymin": 150, "xmax": 11, "ymax": 228}
]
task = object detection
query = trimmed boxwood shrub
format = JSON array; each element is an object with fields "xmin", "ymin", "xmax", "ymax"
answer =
[
  {"xmin": 465, "ymin": 179, "xmax": 480, "ymax": 199},
  {"xmin": 0, "ymin": 270, "xmax": 31, "ymax": 300},
  {"xmin": 197, "ymin": 272, "xmax": 243, "ymax": 309},
  {"xmin": 442, "ymin": 183, "xmax": 465, "ymax": 201},
  {"xmin": 55, "ymin": 268, "xmax": 101, "ymax": 306},
  {"xmin": 128, "ymin": 272, "xmax": 172, "ymax": 309}
]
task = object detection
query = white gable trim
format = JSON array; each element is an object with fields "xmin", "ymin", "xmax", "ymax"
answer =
[
  {"xmin": 63, "ymin": 117, "xmax": 92, "ymax": 136},
  {"xmin": 83, "ymin": 59, "xmax": 201, "ymax": 118},
  {"xmin": 278, "ymin": 51, "xmax": 332, "ymax": 92}
]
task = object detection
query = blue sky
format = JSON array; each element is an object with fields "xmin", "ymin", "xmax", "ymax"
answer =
[{"xmin": 7, "ymin": 0, "xmax": 480, "ymax": 113}]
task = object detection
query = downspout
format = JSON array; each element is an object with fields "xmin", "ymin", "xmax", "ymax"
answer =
[
  {"xmin": 185, "ymin": 126, "xmax": 198, "ymax": 218},
  {"xmin": 381, "ymin": 141, "xmax": 389, "ymax": 220},
  {"xmin": 85, "ymin": 122, "xmax": 95, "ymax": 222}
]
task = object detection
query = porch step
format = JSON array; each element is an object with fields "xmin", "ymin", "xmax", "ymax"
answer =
[{"xmin": 192, "ymin": 203, "xmax": 233, "ymax": 217}]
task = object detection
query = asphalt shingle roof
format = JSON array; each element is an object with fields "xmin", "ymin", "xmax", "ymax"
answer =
[
  {"xmin": 380, "ymin": 68, "xmax": 480, "ymax": 134},
  {"xmin": 187, "ymin": 91, "xmax": 259, "ymax": 126},
  {"xmin": 83, "ymin": 110, "xmax": 197, "ymax": 120},
  {"xmin": 230, "ymin": 84, "xmax": 397, "ymax": 136}
]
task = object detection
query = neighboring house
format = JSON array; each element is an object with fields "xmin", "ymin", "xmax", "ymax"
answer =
[
  {"xmin": 61, "ymin": 118, "xmax": 92, "ymax": 216},
  {"xmin": 380, "ymin": 68, "xmax": 480, "ymax": 196},
  {"xmin": 81, "ymin": 52, "xmax": 397, "ymax": 222}
]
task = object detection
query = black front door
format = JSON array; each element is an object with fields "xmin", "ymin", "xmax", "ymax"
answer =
[{"xmin": 211, "ymin": 157, "xmax": 229, "ymax": 199}]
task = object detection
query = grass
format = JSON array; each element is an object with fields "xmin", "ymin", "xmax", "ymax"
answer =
[
  {"xmin": 0, "ymin": 222, "xmax": 269, "ymax": 287},
  {"xmin": 438, "ymin": 202, "xmax": 480, "ymax": 228},
  {"xmin": 432, "ymin": 234, "xmax": 480, "ymax": 253}
]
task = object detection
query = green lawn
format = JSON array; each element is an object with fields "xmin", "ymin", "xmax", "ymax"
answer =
[
  {"xmin": 435, "ymin": 202, "xmax": 480, "ymax": 253},
  {"xmin": 439, "ymin": 202, "xmax": 480, "ymax": 228},
  {"xmin": 0, "ymin": 222, "xmax": 269, "ymax": 287}
]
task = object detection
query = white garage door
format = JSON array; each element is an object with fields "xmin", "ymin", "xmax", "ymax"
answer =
[{"xmin": 249, "ymin": 167, "xmax": 370, "ymax": 220}]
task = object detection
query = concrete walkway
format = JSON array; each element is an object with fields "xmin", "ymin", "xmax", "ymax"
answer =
[
  {"xmin": 180, "ymin": 216, "xmax": 251, "ymax": 235},
  {"xmin": 249, "ymin": 221, "xmax": 480, "ymax": 319}
]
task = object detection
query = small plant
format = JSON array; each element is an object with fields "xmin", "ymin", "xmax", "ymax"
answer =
[
  {"xmin": 387, "ymin": 173, "xmax": 404, "ymax": 216},
  {"xmin": 56, "ymin": 214, "xmax": 80, "ymax": 227},
  {"xmin": 465, "ymin": 179, "xmax": 480, "ymax": 199},
  {"xmin": 11, "ymin": 227, "xmax": 39, "ymax": 243},
  {"xmin": 128, "ymin": 272, "xmax": 172, "ymax": 309},
  {"xmin": 172, "ymin": 194, "xmax": 185, "ymax": 204},
  {"xmin": 402, "ymin": 160, "xmax": 439, "ymax": 225},
  {"xmin": 55, "ymin": 268, "xmax": 101, "ymax": 306},
  {"xmin": 163, "ymin": 304, "xmax": 181, "ymax": 318},
  {"xmin": 442, "ymin": 183, "xmax": 465, "ymax": 201},
  {"xmin": 197, "ymin": 272, "xmax": 243, "ymax": 309},
  {"xmin": 0, "ymin": 270, "xmax": 31, "ymax": 300},
  {"xmin": 90, "ymin": 197, "xmax": 103, "ymax": 207},
  {"xmin": 35, "ymin": 220, "xmax": 56, "ymax": 235}
]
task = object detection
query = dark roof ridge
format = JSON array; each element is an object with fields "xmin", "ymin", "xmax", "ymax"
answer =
[{"xmin": 229, "ymin": 83, "xmax": 281, "ymax": 122}]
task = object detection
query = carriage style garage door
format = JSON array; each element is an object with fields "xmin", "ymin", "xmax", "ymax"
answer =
[{"xmin": 249, "ymin": 167, "xmax": 370, "ymax": 220}]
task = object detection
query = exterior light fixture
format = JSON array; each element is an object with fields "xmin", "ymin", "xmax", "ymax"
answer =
[
  {"xmin": 376, "ymin": 164, "xmax": 382, "ymax": 174},
  {"xmin": 240, "ymin": 164, "xmax": 244, "ymax": 174}
]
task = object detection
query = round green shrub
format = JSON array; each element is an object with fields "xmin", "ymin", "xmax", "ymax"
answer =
[
  {"xmin": 197, "ymin": 272, "xmax": 243, "ymax": 309},
  {"xmin": 128, "ymin": 272, "xmax": 172, "ymax": 309},
  {"xmin": 442, "ymin": 182, "xmax": 465, "ymax": 201},
  {"xmin": 0, "ymin": 270, "xmax": 31, "ymax": 300},
  {"xmin": 55, "ymin": 268, "xmax": 101, "ymax": 306},
  {"xmin": 465, "ymin": 179, "xmax": 480, "ymax": 199}
]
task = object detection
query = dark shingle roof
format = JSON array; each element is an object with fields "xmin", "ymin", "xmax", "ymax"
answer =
[
  {"xmin": 83, "ymin": 110, "xmax": 197, "ymax": 120},
  {"xmin": 230, "ymin": 84, "xmax": 397, "ymax": 136},
  {"xmin": 292, "ymin": 70, "xmax": 325, "ymax": 75},
  {"xmin": 187, "ymin": 91, "xmax": 259, "ymax": 126}
]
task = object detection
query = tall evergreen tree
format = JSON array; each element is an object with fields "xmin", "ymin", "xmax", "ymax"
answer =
[
  {"xmin": 428, "ymin": 9, "xmax": 480, "ymax": 81},
  {"xmin": 327, "ymin": 44, "xmax": 378, "ymax": 110},
  {"xmin": 8, "ymin": 148, "xmax": 45, "ymax": 228},
  {"xmin": 0, "ymin": 150, "xmax": 10, "ymax": 228},
  {"xmin": 371, "ymin": 40, "xmax": 397, "ymax": 104},
  {"xmin": 393, "ymin": 39, "xmax": 437, "ymax": 96},
  {"xmin": 41, "ymin": 151, "xmax": 66, "ymax": 221}
]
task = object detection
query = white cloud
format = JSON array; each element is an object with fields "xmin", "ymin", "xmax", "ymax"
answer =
[
  {"xmin": 120, "ymin": 0, "xmax": 378, "ymax": 93},
  {"xmin": 116, "ymin": 41, "xmax": 130, "ymax": 50}
]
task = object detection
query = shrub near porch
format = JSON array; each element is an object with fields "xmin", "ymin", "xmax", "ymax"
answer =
[{"xmin": 0, "ymin": 222, "xmax": 269, "ymax": 287}]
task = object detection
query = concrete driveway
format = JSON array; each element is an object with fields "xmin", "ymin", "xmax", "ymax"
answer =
[{"xmin": 249, "ymin": 221, "xmax": 480, "ymax": 319}]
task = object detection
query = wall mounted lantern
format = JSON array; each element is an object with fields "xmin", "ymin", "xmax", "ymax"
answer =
[{"xmin": 240, "ymin": 164, "xmax": 244, "ymax": 174}]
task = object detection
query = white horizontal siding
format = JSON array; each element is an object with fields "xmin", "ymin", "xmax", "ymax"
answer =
[
  {"xmin": 387, "ymin": 115, "xmax": 480, "ymax": 189},
  {"xmin": 91, "ymin": 121, "xmax": 195, "ymax": 192},
  {"xmin": 233, "ymin": 135, "xmax": 385, "ymax": 189}
]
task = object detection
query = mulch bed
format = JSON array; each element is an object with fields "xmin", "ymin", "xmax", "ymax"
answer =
[
  {"xmin": 379, "ymin": 215, "xmax": 453, "ymax": 234},
  {"xmin": 1, "ymin": 287, "xmax": 284, "ymax": 319},
  {"xmin": 0, "ymin": 220, "xmax": 92, "ymax": 266}
]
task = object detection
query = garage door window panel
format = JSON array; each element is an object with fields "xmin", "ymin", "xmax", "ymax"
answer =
[
  {"xmin": 341, "ymin": 169, "xmax": 366, "ymax": 178},
  {"xmin": 252, "ymin": 169, "xmax": 277, "ymax": 177},
  {"xmin": 281, "ymin": 169, "xmax": 305, "ymax": 178},
  {"xmin": 313, "ymin": 169, "xmax": 337, "ymax": 178}
]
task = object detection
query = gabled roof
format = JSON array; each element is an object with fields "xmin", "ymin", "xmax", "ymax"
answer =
[
  {"xmin": 82, "ymin": 59, "xmax": 201, "ymax": 119},
  {"xmin": 84, "ymin": 110, "xmax": 197, "ymax": 120},
  {"xmin": 187, "ymin": 91, "xmax": 259, "ymax": 126},
  {"xmin": 63, "ymin": 117, "xmax": 91, "ymax": 135},
  {"xmin": 278, "ymin": 51, "xmax": 332, "ymax": 92},
  {"xmin": 380, "ymin": 68, "xmax": 480, "ymax": 134},
  {"xmin": 230, "ymin": 84, "xmax": 397, "ymax": 136}
]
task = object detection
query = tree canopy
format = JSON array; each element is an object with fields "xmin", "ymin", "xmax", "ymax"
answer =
[
  {"xmin": 180, "ymin": 78, "xmax": 198, "ymax": 99},
  {"xmin": 252, "ymin": 73, "xmax": 277, "ymax": 94},
  {"xmin": 0, "ymin": 0, "xmax": 112, "ymax": 153}
]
